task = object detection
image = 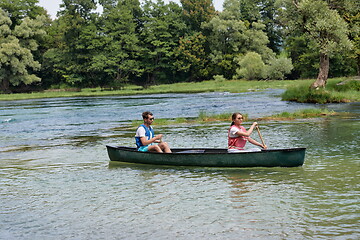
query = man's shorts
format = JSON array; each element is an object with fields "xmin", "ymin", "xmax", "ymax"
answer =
[{"xmin": 138, "ymin": 146, "xmax": 149, "ymax": 152}]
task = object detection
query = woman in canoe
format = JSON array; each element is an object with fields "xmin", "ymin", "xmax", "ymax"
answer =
[
  {"xmin": 228, "ymin": 112, "xmax": 267, "ymax": 152},
  {"xmin": 135, "ymin": 111, "xmax": 172, "ymax": 153}
]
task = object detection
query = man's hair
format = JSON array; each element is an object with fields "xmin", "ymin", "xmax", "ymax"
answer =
[{"xmin": 142, "ymin": 111, "xmax": 153, "ymax": 119}]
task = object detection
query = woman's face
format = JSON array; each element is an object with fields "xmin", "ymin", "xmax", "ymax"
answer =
[{"xmin": 234, "ymin": 114, "xmax": 243, "ymax": 124}]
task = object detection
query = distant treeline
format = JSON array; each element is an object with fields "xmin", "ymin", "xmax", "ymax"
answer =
[{"xmin": 0, "ymin": 0, "xmax": 359, "ymax": 93}]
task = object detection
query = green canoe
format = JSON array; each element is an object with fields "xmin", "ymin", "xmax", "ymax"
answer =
[{"xmin": 106, "ymin": 146, "xmax": 306, "ymax": 168}]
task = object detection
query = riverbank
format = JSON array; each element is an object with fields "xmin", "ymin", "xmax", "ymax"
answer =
[
  {"xmin": 129, "ymin": 109, "xmax": 349, "ymax": 127},
  {"xmin": 0, "ymin": 79, "xmax": 292, "ymax": 101},
  {"xmin": 1, "ymin": 77, "xmax": 358, "ymax": 102}
]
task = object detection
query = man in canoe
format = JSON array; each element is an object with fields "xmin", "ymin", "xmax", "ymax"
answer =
[
  {"xmin": 228, "ymin": 112, "xmax": 267, "ymax": 152},
  {"xmin": 135, "ymin": 111, "xmax": 172, "ymax": 153}
]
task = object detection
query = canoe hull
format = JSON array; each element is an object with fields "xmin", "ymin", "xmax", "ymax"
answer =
[{"xmin": 106, "ymin": 146, "xmax": 306, "ymax": 168}]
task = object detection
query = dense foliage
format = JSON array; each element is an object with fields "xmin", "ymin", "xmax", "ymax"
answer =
[{"xmin": 0, "ymin": 0, "xmax": 359, "ymax": 93}]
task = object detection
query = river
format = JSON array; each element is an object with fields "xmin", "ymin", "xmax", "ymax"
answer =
[{"xmin": 1, "ymin": 90, "xmax": 359, "ymax": 239}]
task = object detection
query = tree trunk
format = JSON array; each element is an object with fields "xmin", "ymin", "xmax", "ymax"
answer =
[
  {"xmin": 310, "ymin": 53, "xmax": 329, "ymax": 89},
  {"xmin": 357, "ymin": 55, "xmax": 360, "ymax": 76},
  {"xmin": 0, "ymin": 78, "xmax": 11, "ymax": 93}
]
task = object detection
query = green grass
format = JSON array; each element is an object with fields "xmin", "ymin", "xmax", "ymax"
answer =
[
  {"xmin": 281, "ymin": 77, "xmax": 360, "ymax": 103},
  {"xmin": 0, "ymin": 79, "xmax": 297, "ymax": 101},
  {"xmin": 258, "ymin": 108, "xmax": 342, "ymax": 120},
  {"xmin": 196, "ymin": 111, "xmax": 238, "ymax": 122},
  {"xmin": 1, "ymin": 77, "xmax": 358, "ymax": 103},
  {"xmin": 129, "ymin": 109, "xmax": 344, "ymax": 127},
  {"xmin": 131, "ymin": 112, "xmax": 248, "ymax": 127}
]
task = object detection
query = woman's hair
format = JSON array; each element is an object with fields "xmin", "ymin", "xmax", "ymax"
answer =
[{"xmin": 231, "ymin": 112, "xmax": 242, "ymax": 126}]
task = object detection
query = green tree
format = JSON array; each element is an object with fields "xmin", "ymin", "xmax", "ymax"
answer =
[
  {"xmin": 0, "ymin": 0, "xmax": 46, "ymax": 28},
  {"xmin": 44, "ymin": 0, "xmax": 99, "ymax": 87},
  {"xmin": 265, "ymin": 56, "xmax": 293, "ymax": 80},
  {"xmin": 259, "ymin": 0, "xmax": 282, "ymax": 53},
  {"xmin": 278, "ymin": 0, "xmax": 352, "ymax": 88},
  {"xmin": 202, "ymin": 7, "xmax": 274, "ymax": 79},
  {"xmin": 173, "ymin": 32, "xmax": 208, "ymax": 81},
  {"xmin": 139, "ymin": 0, "xmax": 187, "ymax": 86},
  {"xmin": 337, "ymin": 0, "xmax": 360, "ymax": 76},
  {"xmin": 223, "ymin": 0, "xmax": 260, "ymax": 22},
  {"xmin": 0, "ymin": 8, "xmax": 46, "ymax": 93},
  {"xmin": 180, "ymin": 0, "xmax": 216, "ymax": 32},
  {"xmin": 302, "ymin": 1, "xmax": 352, "ymax": 88},
  {"xmin": 90, "ymin": 0, "xmax": 143, "ymax": 88},
  {"xmin": 235, "ymin": 52, "xmax": 266, "ymax": 80},
  {"xmin": 223, "ymin": 0, "xmax": 282, "ymax": 53},
  {"xmin": 284, "ymin": 35, "xmax": 318, "ymax": 79},
  {"xmin": 234, "ymin": 51, "xmax": 293, "ymax": 80}
]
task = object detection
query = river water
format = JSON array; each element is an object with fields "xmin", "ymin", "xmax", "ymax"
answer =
[{"xmin": 1, "ymin": 90, "xmax": 359, "ymax": 239}]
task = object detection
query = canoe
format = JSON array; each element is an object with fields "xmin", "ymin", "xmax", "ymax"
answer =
[{"xmin": 106, "ymin": 145, "xmax": 306, "ymax": 168}]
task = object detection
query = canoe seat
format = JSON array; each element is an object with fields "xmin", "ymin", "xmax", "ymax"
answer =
[{"xmin": 176, "ymin": 150, "xmax": 205, "ymax": 154}]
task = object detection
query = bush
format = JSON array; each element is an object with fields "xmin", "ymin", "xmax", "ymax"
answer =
[
  {"xmin": 265, "ymin": 57, "xmax": 294, "ymax": 80},
  {"xmin": 235, "ymin": 52, "xmax": 266, "ymax": 80},
  {"xmin": 213, "ymin": 75, "xmax": 226, "ymax": 82}
]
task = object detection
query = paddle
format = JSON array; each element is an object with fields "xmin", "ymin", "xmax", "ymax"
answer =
[{"xmin": 256, "ymin": 125, "xmax": 266, "ymax": 149}]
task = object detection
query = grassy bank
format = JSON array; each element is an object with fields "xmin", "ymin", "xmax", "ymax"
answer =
[
  {"xmin": 130, "ymin": 109, "xmax": 347, "ymax": 127},
  {"xmin": 256, "ymin": 108, "xmax": 341, "ymax": 120},
  {"xmin": 0, "ymin": 79, "xmax": 298, "ymax": 101},
  {"xmin": 1, "ymin": 77, "xmax": 358, "ymax": 103},
  {"xmin": 281, "ymin": 77, "xmax": 360, "ymax": 103}
]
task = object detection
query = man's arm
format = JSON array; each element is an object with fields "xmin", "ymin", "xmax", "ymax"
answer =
[{"xmin": 140, "ymin": 134, "xmax": 163, "ymax": 146}]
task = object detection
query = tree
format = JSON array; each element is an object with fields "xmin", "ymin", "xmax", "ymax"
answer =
[
  {"xmin": 283, "ymin": 35, "xmax": 318, "ymax": 79},
  {"xmin": 223, "ymin": 0, "xmax": 260, "ymax": 22},
  {"xmin": 180, "ymin": 0, "xmax": 216, "ymax": 32},
  {"xmin": 139, "ymin": 0, "xmax": 187, "ymax": 86},
  {"xmin": 265, "ymin": 56, "xmax": 293, "ymax": 80},
  {"xmin": 45, "ymin": 0, "xmax": 100, "ymax": 87},
  {"xmin": 0, "ymin": 9, "xmax": 46, "ymax": 93},
  {"xmin": 336, "ymin": 0, "xmax": 360, "ymax": 76},
  {"xmin": 235, "ymin": 52, "xmax": 266, "ymax": 80},
  {"xmin": 258, "ymin": 0, "xmax": 282, "ymax": 53},
  {"xmin": 0, "ymin": 0, "xmax": 46, "ymax": 28},
  {"xmin": 202, "ymin": 6, "xmax": 274, "ymax": 79},
  {"xmin": 223, "ymin": 0, "xmax": 282, "ymax": 53},
  {"xmin": 173, "ymin": 32, "xmax": 208, "ymax": 81},
  {"xmin": 301, "ymin": 1, "xmax": 352, "ymax": 88},
  {"xmin": 278, "ymin": 0, "xmax": 352, "ymax": 88},
  {"xmin": 90, "ymin": 0, "xmax": 143, "ymax": 88}
]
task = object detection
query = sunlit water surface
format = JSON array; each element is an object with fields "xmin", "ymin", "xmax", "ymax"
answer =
[{"xmin": 1, "ymin": 90, "xmax": 359, "ymax": 239}]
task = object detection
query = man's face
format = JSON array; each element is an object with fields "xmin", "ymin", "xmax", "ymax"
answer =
[{"xmin": 145, "ymin": 115, "xmax": 154, "ymax": 125}]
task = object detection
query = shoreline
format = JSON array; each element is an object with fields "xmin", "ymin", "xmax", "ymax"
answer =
[
  {"xmin": 0, "ymin": 79, "xmax": 310, "ymax": 101},
  {"xmin": 1, "ymin": 77, "xmax": 359, "ymax": 103}
]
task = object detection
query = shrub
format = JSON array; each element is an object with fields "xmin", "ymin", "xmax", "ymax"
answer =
[
  {"xmin": 235, "ymin": 52, "xmax": 266, "ymax": 80},
  {"xmin": 213, "ymin": 75, "xmax": 226, "ymax": 82},
  {"xmin": 265, "ymin": 57, "xmax": 294, "ymax": 80}
]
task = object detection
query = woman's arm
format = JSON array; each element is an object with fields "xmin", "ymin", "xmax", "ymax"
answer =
[
  {"xmin": 235, "ymin": 122, "xmax": 258, "ymax": 137},
  {"xmin": 248, "ymin": 137, "xmax": 267, "ymax": 149}
]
